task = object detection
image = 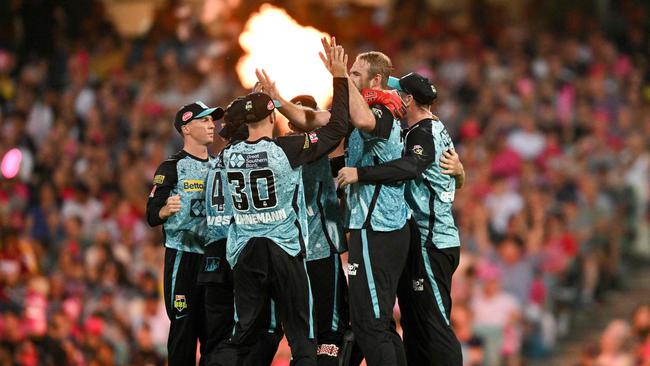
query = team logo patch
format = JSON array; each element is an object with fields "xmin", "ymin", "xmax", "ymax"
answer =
[
  {"xmin": 174, "ymin": 295, "xmax": 187, "ymax": 311},
  {"xmin": 413, "ymin": 278, "xmax": 424, "ymax": 292},
  {"xmin": 182, "ymin": 111, "xmax": 193, "ymax": 122},
  {"xmin": 205, "ymin": 257, "xmax": 220, "ymax": 272},
  {"xmin": 190, "ymin": 199, "xmax": 206, "ymax": 217},
  {"xmin": 317, "ymin": 344, "xmax": 339, "ymax": 357},
  {"xmin": 412, "ymin": 145, "xmax": 424, "ymax": 155},
  {"xmin": 183, "ymin": 180, "xmax": 205, "ymax": 192},
  {"xmin": 267, "ymin": 100, "xmax": 274, "ymax": 110},
  {"xmin": 245, "ymin": 101, "xmax": 253, "ymax": 111},
  {"xmin": 230, "ymin": 154, "xmax": 245, "ymax": 168},
  {"xmin": 347, "ymin": 263, "xmax": 359, "ymax": 276},
  {"xmin": 153, "ymin": 174, "xmax": 165, "ymax": 185},
  {"xmin": 308, "ymin": 132, "xmax": 318, "ymax": 143}
]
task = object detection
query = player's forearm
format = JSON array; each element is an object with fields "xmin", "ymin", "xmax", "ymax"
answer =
[
  {"xmin": 277, "ymin": 95, "xmax": 330, "ymax": 130},
  {"xmin": 146, "ymin": 200, "xmax": 167, "ymax": 226},
  {"xmin": 348, "ymin": 79, "xmax": 375, "ymax": 132},
  {"xmin": 310, "ymin": 77, "xmax": 350, "ymax": 153}
]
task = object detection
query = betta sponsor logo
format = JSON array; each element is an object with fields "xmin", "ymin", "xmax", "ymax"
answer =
[
  {"xmin": 182, "ymin": 111, "xmax": 193, "ymax": 122},
  {"xmin": 308, "ymin": 132, "xmax": 318, "ymax": 143},
  {"xmin": 183, "ymin": 180, "xmax": 205, "ymax": 192},
  {"xmin": 267, "ymin": 100, "xmax": 274, "ymax": 110}
]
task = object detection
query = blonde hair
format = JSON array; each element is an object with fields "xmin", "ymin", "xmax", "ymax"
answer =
[{"xmin": 356, "ymin": 51, "xmax": 393, "ymax": 89}]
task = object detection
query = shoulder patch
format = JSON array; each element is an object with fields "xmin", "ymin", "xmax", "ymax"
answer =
[
  {"xmin": 153, "ymin": 175, "xmax": 165, "ymax": 185},
  {"xmin": 412, "ymin": 145, "xmax": 424, "ymax": 155}
]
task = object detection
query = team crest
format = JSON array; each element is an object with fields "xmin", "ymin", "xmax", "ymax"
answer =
[
  {"xmin": 245, "ymin": 101, "xmax": 253, "ymax": 111},
  {"xmin": 174, "ymin": 295, "xmax": 187, "ymax": 311},
  {"xmin": 412, "ymin": 145, "xmax": 424, "ymax": 155},
  {"xmin": 153, "ymin": 174, "xmax": 165, "ymax": 185}
]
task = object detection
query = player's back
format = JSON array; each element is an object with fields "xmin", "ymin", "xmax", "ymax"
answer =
[
  {"xmin": 223, "ymin": 138, "xmax": 308, "ymax": 265},
  {"xmin": 205, "ymin": 151, "xmax": 231, "ymax": 243},
  {"xmin": 405, "ymin": 118, "xmax": 460, "ymax": 248},
  {"xmin": 302, "ymin": 155, "xmax": 345, "ymax": 261}
]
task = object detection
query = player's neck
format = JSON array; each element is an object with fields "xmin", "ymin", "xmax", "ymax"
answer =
[
  {"xmin": 183, "ymin": 140, "xmax": 209, "ymax": 159},
  {"xmin": 407, "ymin": 109, "xmax": 433, "ymax": 127},
  {"xmin": 246, "ymin": 125, "xmax": 272, "ymax": 141}
]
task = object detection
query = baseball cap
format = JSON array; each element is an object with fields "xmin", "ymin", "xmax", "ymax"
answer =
[
  {"xmin": 225, "ymin": 92, "xmax": 281, "ymax": 124},
  {"xmin": 290, "ymin": 95, "xmax": 318, "ymax": 110},
  {"xmin": 174, "ymin": 101, "xmax": 224, "ymax": 133},
  {"xmin": 388, "ymin": 72, "xmax": 437, "ymax": 105}
]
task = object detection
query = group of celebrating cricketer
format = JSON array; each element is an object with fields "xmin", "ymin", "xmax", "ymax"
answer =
[{"xmin": 146, "ymin": 37, "xmax": 466, "ymax": 366}]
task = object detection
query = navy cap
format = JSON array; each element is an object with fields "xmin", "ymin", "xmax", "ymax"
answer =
[
  {"xmin": 388, "ymin": 72, "xmax": 437, "ymax": 105},
  {"xmin": 174, "ymin": 101, "xmax": 224, "ymax": 133},
  {"xmin": 225, "ymin": 92, "xmax": 281, "ymax": 124}
]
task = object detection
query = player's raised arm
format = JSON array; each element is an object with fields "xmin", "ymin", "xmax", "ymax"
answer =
[
  {"xmin": 321, "ymin": 36, "xmax": 375, "ymax": 133},
  {"xmin": 255, "ymin": 68, "xmax": 331, "ymax": 131},
  {"xmin": 277, "ymin": 44, "xmax": 350, "ymax": 168}
]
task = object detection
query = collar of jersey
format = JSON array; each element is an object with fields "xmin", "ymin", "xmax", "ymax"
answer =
[
  {"xmin": 243, "ymin": 136, "xmax": 272, "ymax": 144},
  {"xmin": 181, "ymin": 149, "xmax": 210, "ymax": 162}
]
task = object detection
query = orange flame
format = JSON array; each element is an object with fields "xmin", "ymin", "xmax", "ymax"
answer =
[{"xmin": 236, "ymin": 4, "xmax": 333, "ymax": 108}]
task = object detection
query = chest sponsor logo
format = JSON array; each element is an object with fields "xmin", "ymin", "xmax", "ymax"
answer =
[
  {"xmin": 190, "ymin": 199, "xmax": 206, "ymax": 217},
  {"xmin": 230, "ymin": 152, "xmax": 269, "ymax": 169},
  {"xmin": 347, "ymin": 263, "xmax": 359, "ymax": 276},
  {"xmin": 183, "ymin": 180, "xmax": 205, "ymax": 192}
]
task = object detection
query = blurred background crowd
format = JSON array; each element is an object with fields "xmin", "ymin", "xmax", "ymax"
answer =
[{"xmin": 0, "ymin": 0, "xmax": 649, "ymax": 365}]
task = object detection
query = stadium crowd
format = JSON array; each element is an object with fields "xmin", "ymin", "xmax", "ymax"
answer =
[{"xmin": 1, "ymin": 0, "xmax": 649, "ymax": 365}]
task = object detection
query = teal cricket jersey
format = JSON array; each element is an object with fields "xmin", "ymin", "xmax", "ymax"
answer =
[
  {"xmin": 222, "ymin": 77, "xmax": 350, "ymax": 266},
  {"xmin": 344, "ymin": 104, "xmax": 409, "ymax": 231},
  {"xmin": 146, "ymin": 151, "xmax": 214, "ymax": 253},
  {"xmin": 404, "ymin": 118, "xmax": 460, "ymax": 248},
  {"xmin": 205, "ymin": 151, "xmax": 232, "ymax": 243},
  {"xmin": 302, "ymin": 156, "xmax": 345, "ymax": 261}
]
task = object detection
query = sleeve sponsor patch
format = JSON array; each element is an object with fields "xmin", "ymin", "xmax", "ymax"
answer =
[
  {"xmin": 303, "ymin": 134, "xmax": 310, "ymax": 149},
  {"xmin": 308, "ymin": 132, "xmax": 318, "ymax": 143},
  {"xmin": 412, "ymin": 145, "xmax": 424, "ymax": 155},
  {"xmin": 153, "ymin": 175, "xmax": 165, "ymax": 185},
  {"xmin": 371, "ymin": 107, "xmax": 383, "ymax": 119}
]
